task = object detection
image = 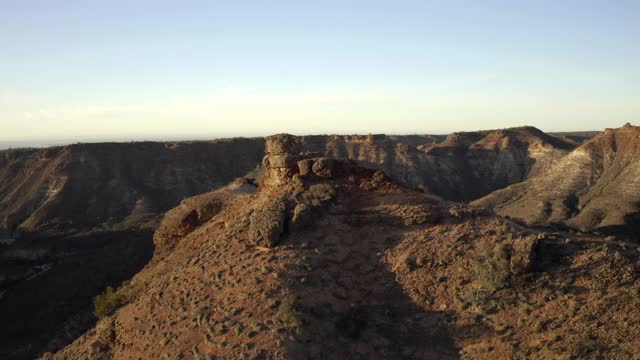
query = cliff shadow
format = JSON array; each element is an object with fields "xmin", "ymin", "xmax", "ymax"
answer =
[
  {"xmin": 277, "ymin": 214, "xmax": 460, "ymax": 359},
  {"xmin": 0, "ymin": 229, "xmax": 154, "ymax": 360}
]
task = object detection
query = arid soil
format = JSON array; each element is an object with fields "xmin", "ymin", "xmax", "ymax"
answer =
[{"xmin": 42, "ymin": 134, "xmax": 640, "ymax": 359}]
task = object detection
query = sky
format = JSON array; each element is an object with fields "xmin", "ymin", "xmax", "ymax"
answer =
[{"xmin": 1, "ymin": 0, "xmax": 639, "ymax": 143}]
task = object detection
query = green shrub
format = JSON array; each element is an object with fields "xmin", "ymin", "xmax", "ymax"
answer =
[
  {"xmin": 93, "ymin": 286, "xmax": 124, "ymax": 318},
  {"xmin": 471, "ymin": 239, "xmax": 511, "ymax": 292},
  {"xmin": 277, "ymin": 295, "xmax": 303, "ymax": 330}
]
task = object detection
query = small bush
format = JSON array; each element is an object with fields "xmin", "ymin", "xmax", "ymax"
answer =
[
  {"xmin": 304, "ymin": 184, "xmax": 336, "ymax": 206},
  {"xmin": 471, "ymin": 239, "xmax": 511, "ymax": 292},
  {"xmin": 277, "ymin": 295, "xmax": 303, "ymax": 330},
  {"xmin": 93, "ymin": 286, "xmax": 124, "ymax": 318},
  {"xmin": 462, "ymin": 287, "xmax": 498, "ymax": 314}
]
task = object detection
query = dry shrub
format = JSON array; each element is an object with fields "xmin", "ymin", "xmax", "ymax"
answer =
[
  {"xmin": 471, "ymin": 238, "xmax": 511, "ymax": 292},
  {"xmin": 277, "ymin": 295, "xmax": 303, "ymax": 331},
  {"xmin": 304, "ymin": 184, "xmax": 336, "ymax": 206},
  {"xmin": 93, "ymin": 286, "xmax": 124, "ymax": 318}
]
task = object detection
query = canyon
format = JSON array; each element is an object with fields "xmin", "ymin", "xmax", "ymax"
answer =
[
  {"xmin": 475, "ymin": 124, "xmax": 640, "ymax": 237},
  {"xmin": 3, "ymin": 125, "xmax": 640, "ymax": 359}
]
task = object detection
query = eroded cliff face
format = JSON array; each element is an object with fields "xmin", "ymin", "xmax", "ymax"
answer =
[
  {"xmin": 474, "ymin": 123, "xmax": 640, "ymax": 236},
  {"xmin": 0, "ymin": 128, "xmax": 579, "ymax": 242},
  {"xmin": 0, "ymin": 138, "xmax": 265, "ymax": 239},
  {"xmin": 300, "ymin": 127, "xmax": 575, "ymax": 201}
]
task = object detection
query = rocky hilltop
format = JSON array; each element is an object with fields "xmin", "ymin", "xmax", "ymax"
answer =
[
  {"xmin": 44, "ymin": 134, "xmax": 640, "ymax": 359},
  {"xmin": 474, "ymin": 123, "xmax": 640, "ymax": 236}
]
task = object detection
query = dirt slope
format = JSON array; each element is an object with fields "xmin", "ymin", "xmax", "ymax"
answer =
[
  {"xmin": 45, "ymin": 134, "xmax": 640, "ymax": 359},
  {"xmin": 474, "ymin": 123, "xmax": 640, "ymax": 237}
]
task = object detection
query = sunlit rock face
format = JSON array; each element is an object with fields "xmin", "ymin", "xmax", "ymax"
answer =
[{"xmin": 474, "ymin": 123, "xmax": 640, "ymax": 237}]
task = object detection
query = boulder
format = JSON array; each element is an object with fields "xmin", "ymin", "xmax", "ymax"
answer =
[
  {"xmin": 248, "ymin": 198, "xmax": 287, "ymax": 248},
  {"xmin": 291, "ymin": 202, "xmax": 312, "ymax": 231},
  {"xmin": 297, "ymin": 159, "xmax": 315, "ymax": 177},
  {"xmin": 510, "ymin": 236, "xmax": 539, "ymax": 274},
  {"xmin": 312, "ymin": 158, "xmax": 336, "ymax": 177},
  {"xmin": 265, "ymin": 134, "xmax": 302, "ymax": 155}
]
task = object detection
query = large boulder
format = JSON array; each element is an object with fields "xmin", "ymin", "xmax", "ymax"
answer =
[
  {"xmin": 297, "ymin": 159, "xmax": 315, "ymax": 177},
  {"xmin": 247, "ymin": 197, "xmax": 288, "ymax": 248},
  {"xmin": 312, "ymin": 158, "xmax": 337, "ymax": 177},
  {"xmin": 265, "ymin": 134, "xmax": 302, "ymax": 155}
]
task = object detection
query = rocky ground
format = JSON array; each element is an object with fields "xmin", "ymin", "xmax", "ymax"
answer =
[{"xmin": 43, "ymin": 134, "xmax": 640, "ymax": 359}]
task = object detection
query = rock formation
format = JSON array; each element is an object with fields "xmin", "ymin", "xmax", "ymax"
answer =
[
  {"xmin": 261, "ymin": 133, "xmax": 303, "ymax": 186},
  {"xmin": 474, "ymin": 123, "xmax": 640, "ymax": 236},
  {"xmin": 299, "ymin": 126, "xmax": 578, "ymax": 201}
]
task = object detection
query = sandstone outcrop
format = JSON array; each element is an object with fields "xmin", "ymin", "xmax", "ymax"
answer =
[
  {"xmin": 153, "ymin": 179, "xmax": 258, "ymax": 254},
  {"xmin": 261, "ymin": 133, "xmax": 304, "ymax": 186},
  {"xmin": 247, "ymin": 135, "xmax": 364, "ymax": 249}
]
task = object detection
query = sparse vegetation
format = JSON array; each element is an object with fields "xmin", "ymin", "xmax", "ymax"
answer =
[
  {"xmin": 304, "ymin": 183, "xmax": 336, "ymax": 206},
  {"xmin": 276, "ymin": 295, "xmax": 303, "ymax": 331},
  {"xmin": 470, "ymin": 238, "xmax": 512, "ymax": 292},
  {"xmin": 93, "ymin": 286, "xmax": 124, "ymax": 318}
]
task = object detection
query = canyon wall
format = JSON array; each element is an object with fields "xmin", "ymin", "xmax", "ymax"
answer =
[{"xmin": 475, "ymin": 124, "xmax": 640, "ymax": 237}]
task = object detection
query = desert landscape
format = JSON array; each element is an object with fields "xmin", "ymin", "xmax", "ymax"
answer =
[
  {"xmin": 0, "ymin": 124, "xmax": 638, "ymax": 359},
  {"xmin": 2, "ymin": 1, "xmax": 638, "ymax": 359}
]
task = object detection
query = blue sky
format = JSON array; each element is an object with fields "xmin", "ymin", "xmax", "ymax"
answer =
[{"xmin": 1, "ymin": 0, "xmax": 638, "ymax": 141}]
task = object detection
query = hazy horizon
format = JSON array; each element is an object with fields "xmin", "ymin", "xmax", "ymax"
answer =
[
  {"xmin": 2, "ymin": 1, "xmax": 638, "ymax": 141},
  {"xmin": 0, "ymin": 124, "xmax": 611, "ymax": 151}
]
